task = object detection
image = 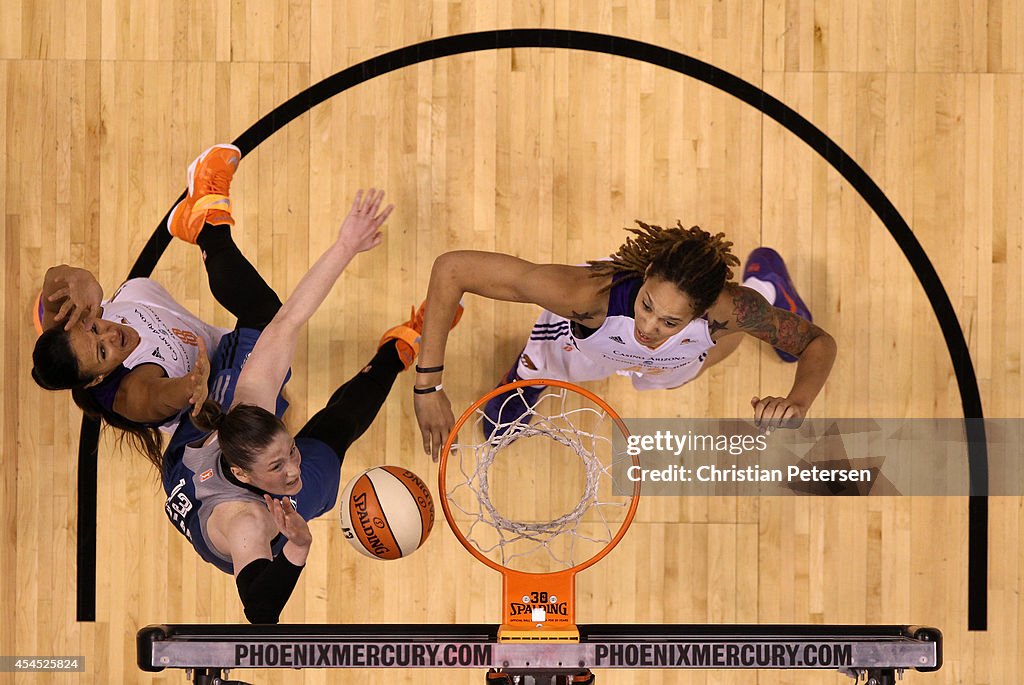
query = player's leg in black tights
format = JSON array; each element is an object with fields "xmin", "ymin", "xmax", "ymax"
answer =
[
  {"xmin": 295, "ymin": 341, "xmax": 405, "ymax": 460},
  {"xmin": 196, "ymin": 225, "xmax": 282, "ymax": 330}
]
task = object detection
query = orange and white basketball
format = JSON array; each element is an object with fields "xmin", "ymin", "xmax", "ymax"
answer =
[{"xmin": 339, "ymin": 466, "xmax": 434, "ymax": 560}]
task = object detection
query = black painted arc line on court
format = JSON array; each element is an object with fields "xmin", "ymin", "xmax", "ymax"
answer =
[
  {"xmin": 75, "ymin": 414, "xmax": 100, "ymax": 622},
  {"xmin": 84, "ymin": 28, "xmax": 984, "ymax": 629}
]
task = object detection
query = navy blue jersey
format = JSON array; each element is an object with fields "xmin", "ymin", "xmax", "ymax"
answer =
[
  {"xmin": 162, "ymin": 435, "xmax": 341, "ymax": 575},
  {"xmin": 160, "ymin": 325, "xmax": 307, "ymax": 575}
]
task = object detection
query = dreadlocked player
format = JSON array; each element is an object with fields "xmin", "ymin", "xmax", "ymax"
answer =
[{"xmin": 413, "ymin": 222, "xmax": 837, "ymax": 460}]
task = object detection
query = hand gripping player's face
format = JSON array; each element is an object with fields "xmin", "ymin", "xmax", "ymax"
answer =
[
  {"xmin": 632, "ymin": 276, "xmax": 695, "ymax": 348},
  {"xmin": 66, "ymin": 318, "xmax": 142, "ymax": 384},
  {"xmin": 231, "ymin": 430, "xmax": 304, "ymax": 496}
]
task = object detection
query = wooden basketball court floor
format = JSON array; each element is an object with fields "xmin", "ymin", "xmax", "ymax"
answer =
[{"xmin": 2, "ymin": 1, "xmax": 1022, "ymax": 683}]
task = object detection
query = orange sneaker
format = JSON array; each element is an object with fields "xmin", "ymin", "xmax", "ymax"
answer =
[
  {"xmin": 166, "ymin": 144, "xmax": 241, "ymax": 244},
  {"xmin": 378, "ymin": 300, "xmax": 465, "ymax": 371}
]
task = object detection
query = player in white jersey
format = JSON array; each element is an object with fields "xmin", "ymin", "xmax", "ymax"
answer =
[
  {"xmin": 84, "ymin": 277, "xmax": 227, "ymax": 388},
  {"xmin": 31, "ymin": 145, "xmax": 283, "ymax": 468},
  {"xmin": 413, "ymin": 221, "xmax": 837, "ymax": 460}
]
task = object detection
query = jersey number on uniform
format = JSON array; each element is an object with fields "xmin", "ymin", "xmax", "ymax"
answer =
[
  {"xmin": 172, "ymin": 328, "xmax": 199, "ymax": 346},
  {"xmin": 165, "ymin": 478, "xmax": 195, "ymax": 540}
]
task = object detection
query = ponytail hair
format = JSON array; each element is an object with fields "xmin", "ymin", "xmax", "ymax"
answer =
[
  {"xmin": 193, "ymin": 400, "xmax": 286, "ymax": 473},
  {"xmin": 69, "ymin": 388, "xmax": 167, "ymax": 473},
  {"xmin": 588, "ymin": 220, "xmax": 740, "ymax": 315},
  {"xmin": 192, "ymin": 398, "xmax": 228, "ymax": 432}
]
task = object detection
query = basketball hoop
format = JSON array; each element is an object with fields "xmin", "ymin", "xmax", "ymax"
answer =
[{"xmin": 438, "ymin": 379, "xmax": 640, "ymax": 643}]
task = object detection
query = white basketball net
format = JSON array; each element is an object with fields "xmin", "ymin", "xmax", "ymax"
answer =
[{"xmin": 444, "ymin": 384, "xmax": 633, "ymax": 572}]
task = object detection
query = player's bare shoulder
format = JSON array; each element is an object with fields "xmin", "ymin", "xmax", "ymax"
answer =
[
  {"xmin": 560, "ymin": 265, "xmax": 612, "ymax": 327},
  {"xmin": 702, "ymin": 282, "xmax": 755, "ymax": 340},
  {"xmin": 207, "ymin": 499, "xmax": 276, "ymax": 556},
  {"xmin": 514, "ymin": 263, "xmax": 610, "ymax": 327}
]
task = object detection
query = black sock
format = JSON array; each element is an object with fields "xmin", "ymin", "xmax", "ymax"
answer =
[
  {"xmin": 296, "ymin": 341, "xmax": 405, "ymax": 459},
  {"xmin": 196, "ymin": 224, "xmax": 282, "ymax": 329}
]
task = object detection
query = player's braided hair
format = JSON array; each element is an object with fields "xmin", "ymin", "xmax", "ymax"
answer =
[{"xmin": 587, "ymin": 221, "xmax": 740, "ymax": 315}]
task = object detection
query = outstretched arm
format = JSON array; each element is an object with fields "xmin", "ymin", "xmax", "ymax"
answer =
[
  {"xmin": 709, "ymin": 284, "xmax": 837, "ymax": 430},
  {"xmin": 414, "ymin": 251, "xmax": 606, "ymax": 461},
  {"xmin": 39, "ymin": 265, "xmax": 104, "ymax": 331},
  {"xmin": 213, "ymin": 497, "xmax": 312, "ymax": 624},
  {"xmin": 115, "ymin": 335, "xmax": 211, "ymax": 423},
  {"xmin": 230, "ymin": 189, "xmax": 392, "ymax": 413}
]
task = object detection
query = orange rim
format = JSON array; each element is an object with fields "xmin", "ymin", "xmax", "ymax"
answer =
[{"xmin": 438, "ymin": 378, "xmax": 641, "ymax": 576}]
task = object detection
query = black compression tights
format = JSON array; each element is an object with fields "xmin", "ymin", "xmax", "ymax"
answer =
[
  {"xmin": 296, "ymin": 341, "xmax": 405, "ymax": 460},
  {"xmin": 196, "ymin": 224, "xmax": 282, "ymax": 330}
]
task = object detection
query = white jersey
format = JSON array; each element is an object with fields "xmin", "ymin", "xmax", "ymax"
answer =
[
  {"xmin": 515, "ymin": 274, "xmax": 715, "ymax": 391},
  {"xmin": 87, "ymin": 278, "xmax": 229, "ymax": 431},
  {"xmin": 103, "ymin": 278, "xmax": 227, "ymax": 380}
]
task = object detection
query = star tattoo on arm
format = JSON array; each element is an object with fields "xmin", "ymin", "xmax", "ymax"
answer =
[
  {"xmin": 569, "ymin": 310, "xmax": 598, "ymax": 323},
  {"xmin": 707, "ymin": 318, "xmax": 729, "ymax": 336}
]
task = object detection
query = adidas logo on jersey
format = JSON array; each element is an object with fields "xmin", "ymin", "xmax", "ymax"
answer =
[
  {"xmin": 609, "ymin": 335, "xmax": 625, "ymax": 345},
  {"xmin": 152, "ymin": 348, "xmax": 164, "ymax": 360}
]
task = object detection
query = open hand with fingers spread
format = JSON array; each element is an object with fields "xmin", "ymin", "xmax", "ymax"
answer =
[
  {"xmin": 264, "ymin": 494, "xmax": 312, "ymax": 549},
  {"xmin": 336, "ymin": 188, "xmax": 393, "ymax": 255},
  {"xmin": 49, "ymin": 268, "xmax": 104, "ymax": 330}
]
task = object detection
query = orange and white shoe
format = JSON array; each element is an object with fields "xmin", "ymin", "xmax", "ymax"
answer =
[
  {"xmin": 166, "ymin": 144, "xmax": 241, "ymax": 244},
  {"xmin": 378, "ymin": 300, "xmax": 465, "ymax": 371}
]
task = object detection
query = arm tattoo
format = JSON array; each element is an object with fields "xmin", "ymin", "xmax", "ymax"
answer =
[
  {"xmin": 731, "ymin": 287, "xmax": 821, "ymax": 356},
  {"xmin": 569, "ymin": 310, "xmax": 598, "ymax": 323}
]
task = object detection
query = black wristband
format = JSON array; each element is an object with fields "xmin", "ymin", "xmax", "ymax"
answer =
[
  {"xmin": 415, "ymin": 364, "xmax": 444, "ymax": 374},
  {"xmin": 413, "ymin": 383, "xmax": 444, "ymax": 395}
]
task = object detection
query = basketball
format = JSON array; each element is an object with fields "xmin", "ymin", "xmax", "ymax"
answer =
[{"xmin": 339, "ymin": 466, "xmax": 435, "ymax": 560}]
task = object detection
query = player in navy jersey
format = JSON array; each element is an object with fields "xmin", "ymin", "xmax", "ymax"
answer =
[
  {"xmin": 413, "ymin": 221, "xmax": 836, "ymax": 460},
  {"xmin": 161, "ymin": 188, "xmax": 462, "ymax": 623}
]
